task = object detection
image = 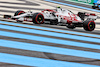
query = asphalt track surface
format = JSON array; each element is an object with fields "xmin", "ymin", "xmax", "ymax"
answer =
[{"xmin": 0, "ymin": 0, "xmax": 100, "ymax": 67}]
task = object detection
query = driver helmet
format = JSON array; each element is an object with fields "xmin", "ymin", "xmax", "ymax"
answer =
[
  {"xmin": 56, "ymin": 6, "xmax": 62, "ymax": 12},
  {"xmin": 57, "ymin": 6, "xmax": 61, "ymax": 8}
]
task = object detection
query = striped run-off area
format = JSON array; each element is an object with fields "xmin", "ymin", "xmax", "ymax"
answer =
[
  {"xmin": 0, "ymin": 21, "xmax": 100, "ymax": 67},
  {"xmin": 0, "ymin": 0, "xmax": 100, "ymax": 67}
]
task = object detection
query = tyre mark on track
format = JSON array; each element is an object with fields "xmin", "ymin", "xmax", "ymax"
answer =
[
  {"xmin": 0, "ymin": 46, "xmax": 100, "ymax": 66},
  {"xmin": 0, "ymin": 0, "xmax": 39, "ymax": 6},
  {"xmin": 0, "ymin": 62, "xmax": 32, "ymax": 67}
]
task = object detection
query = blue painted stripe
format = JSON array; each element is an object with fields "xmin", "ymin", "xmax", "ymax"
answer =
[
  {"xmin": 0, "ymin": 24, "xmax": 100, "ymax": 43},
  {"xmin": 0, "ymin": 53, "xmax": 100, "ymax": 67},
  {"xmin": 45, "ymin": 0, "xmax": 100, "ymax": 12},
  {"xmin": 1, "ymin": 39, "xmax": 100, "ymax": 59},
  {"xmin": 0, "ymin": 21, "xmax": 100, "ymax": 38},
  {"xmin": 0, "ymin": 31, "xmax": 100, "ymax": 50}
]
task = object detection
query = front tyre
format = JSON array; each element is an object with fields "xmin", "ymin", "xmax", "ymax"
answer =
[
  {"xmin": 14, "ymin": 10, "xmax": 25, "ymax": 16},
  {"xmin": 32, "ymin": 13, "xmax": 44, "ymax": 24},
  {"xmin": 83, "ymin": 20, "xmax": 95, "ymax": 31},
  {"xmin": 14, "ymin": 10, "xmax": 25, "ymax": 23}
]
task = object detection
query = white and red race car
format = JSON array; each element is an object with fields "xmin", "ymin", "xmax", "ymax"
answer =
[{"xmin": 3, "ymin": 7, "xmax": 97, "ymax": 31}]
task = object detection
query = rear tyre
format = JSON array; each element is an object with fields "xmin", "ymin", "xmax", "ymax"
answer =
[
  {"xmin": 50, "ymin": 19, "xmax": 58, "ymax": 25},
  {"xmin": 66, "ymin": 24, "xmax": 76, "ymax": 29},
  {"xmin": 14, "ymin": 10, "xmax": 25, "ymax": 22},
  {"xmin": 83, "ymin": 20, "xmax": 95, "ymax": 31},
  {"xmin": 32, "ymin": 13, "xmax": 44, "ymax": 24}
]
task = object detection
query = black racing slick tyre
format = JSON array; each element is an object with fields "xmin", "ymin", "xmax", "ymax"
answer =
[
  {"xmin": 83, "ymin": 20, "xmax": 95, "ymax": 31},
  {"xmin": 14, "ymin": 10, "xmax": 25, "ymax": 16},
  {"xmin": 32, "ymin": 13, "xmax": 44, "ymax": 24},
  {"xmin": 50, "ymin": 19, "xmax": 58, "ymax": 25},
  {"xmin": 66, "ymin": 24, "xmax": 76, "ymax": 29},
  {"xmin": 14, "ymin": 10, "xmax": 25, "ymax": 22}
]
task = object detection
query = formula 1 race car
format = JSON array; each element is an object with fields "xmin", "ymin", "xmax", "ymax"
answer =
[
  {"xmin": 3, "ymin": 7, "xmax": 97, "ymax": 31},
  {"xmin": 92, "ymin": 0, "xmax": 100, "ymax": 10}
]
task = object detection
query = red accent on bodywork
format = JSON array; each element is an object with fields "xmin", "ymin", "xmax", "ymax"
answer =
[
  {"xmin": 90, "ymin": 14, "xmax": 96, "ymax": 16},
  {"xmin": 24, "ymin": 17, "xmax": 32, "ymax": 22},
  {"xmin": 18, "ymin": 11, "xmax": 25, "ymax": 15},
  {"xmin": 24, "ymin": 17, "xmax": 27, "ymax": 21},
  {"xmin": 67, "ymin": 21, "xmax": 72, "ymax": 24},
  {"xmin": 42, "ymin": 9, "xmax": 57, "ymax": 13},
  {"xmin": 63, "ymin": 14, "xmax": 80, "ymax": 22}
]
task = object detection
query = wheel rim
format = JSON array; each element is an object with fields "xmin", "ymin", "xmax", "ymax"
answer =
[
  {"xmin": 36, "ymin": 14, "xmax": 44, "ymax": 24},
  {"xmin": 88, "ymin": 21, "xmax": 95, "ymax": 31},
  {"xmin": 37, "ymin": 16, "xmax": 43, "ymax": 23}
]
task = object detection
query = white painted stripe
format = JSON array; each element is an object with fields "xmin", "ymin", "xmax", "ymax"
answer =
[
  {"xmin": 0, "ymin": 0, "xmax": 25, "ymax": 3},
  {"xmin": 0, "ymin": 3, "xmax": 55, "ymax": 9},
  {"xmin": 0, "ymin": 7, "xmax": 41, "ymax": 12}
]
